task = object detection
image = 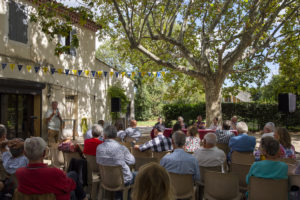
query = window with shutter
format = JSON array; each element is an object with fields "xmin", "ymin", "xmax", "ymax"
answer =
[
  {"xmin": 8, "ymin": 0, "xmax": 28, "ymax": 44},
  {"xmin": 58, "ymin": 28, "xmax": 77, "ymax": 56}
]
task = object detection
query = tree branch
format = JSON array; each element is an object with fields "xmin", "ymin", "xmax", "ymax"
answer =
[{"xmin": 179, "ymin": 0, "xmax": 193, "ymax": 42}]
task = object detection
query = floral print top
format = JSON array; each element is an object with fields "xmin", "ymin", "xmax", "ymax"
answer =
[
  {"xmin": 184, "ymin": 136, "xmax": 201, "ymax": 153},
  {"xmin": 279, "ymin": 144, "xmax": 296, "ymax": 159}
]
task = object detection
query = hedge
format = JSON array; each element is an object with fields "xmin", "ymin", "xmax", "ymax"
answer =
[{"xmin": 162, "ymin": 102, "xmax": 300, "ymax": 130}]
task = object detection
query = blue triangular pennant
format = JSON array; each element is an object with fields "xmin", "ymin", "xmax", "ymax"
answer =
[
  {"xmin": 2, "ymin": 63, "xmax": 7, "ymax": 69},
  {"xmin": 115, "ymin": 72, "xmax": 119, "ymax": 78},
  {"xmin": 104, "ymin": 71, "xmax": 108, "ymax": 77},
  {"xmin": 18, "ymin": 65, "xmax": 23, "ymax": 71},
  {"xmin": 157, "ymin": 72, "xmax": 161, "ymax": 77},
  {"xmin": 65, "ymin": 69, "xmax": 70, "ymax": 75},
  {"xmin": 34, "ymin": 66, "xmax": 40, "ymax": 73},
  {"xmin": 148, "ymin": 72, "xmax": 152, "ymax": 77},
  {"xmin": 78, "ymin": 70, "xmax": 82, "ymax": 76},
  {"xmin": 91, "ymin": 71, "xmax": 96, "ymax": 77},
  {"xmin": 50, "ymin": 68, "xmax": 56, "ymax": 74},
  {"xmin": 127, "ymin": 73, "xmax": 131, "ymax": 77},
  {"xmin": 138, "ymin": 72, "xmax": 142, "ymax": 77}
]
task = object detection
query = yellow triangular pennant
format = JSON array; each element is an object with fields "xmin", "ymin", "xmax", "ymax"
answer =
[
  {"xmin": 26, "ymin": 65, "xmax": 32, "ymax": 72},
  {"xmin": 132, "ymin": 72, "xmax": 135, "ymax": 78},
  {"xmin": 122, "ymin": 72, "xmax": 126, "ymax": 78},
  {"xmin": 43, "ymin": 67, "xmax": 48, "ymax": 73},
  {"xmin": 72, "ymin": 69, "xmax": 77, "ymax": 75},
  {"xmin": 141, "ymin": 72, "xmax": 146, "ymax": 77},
  {"xmin": 153, "ymin": 72, "xmax": 157, "ymax": 77},
  {"xmin": 57, "ymin": 68, "xmax": 63, "ymax": 74},
  {"xmin": 98, "ymin": 71, "xmax": 103, "ymax": 77},
  {"xmin": 85, "ymin": 70, "xmax": 90, "ymax": 76},
  {"xmin": 9, "ymin": 64, "xmax": 15, "ymax": 71},
  {"xmin": 161, "ymin": 71, "xmax": 166, "ymax": 77},
  {"xmin": 110, "ymin": 71, "xmax": 114, "ymax": 77}
]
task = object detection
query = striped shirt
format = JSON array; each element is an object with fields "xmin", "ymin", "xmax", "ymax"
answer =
[
  {"xmin": 215, "ymin": 130, "xmax": 235, "ymax": 144},
  {"xmin": 139, "ymin": 134, "xmax": 173, "ymax": 152}
]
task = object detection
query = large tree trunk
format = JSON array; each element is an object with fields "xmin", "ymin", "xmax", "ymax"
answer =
[{"xmin": 204, "ymin": 79, "xmax": 223, "ymax": 127}]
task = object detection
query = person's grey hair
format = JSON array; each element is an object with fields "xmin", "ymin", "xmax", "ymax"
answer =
[
  {"xmin": 204, "ymin": 133, "xmax": 217, "ymax": 145},
  {"xmin": 104, "ymin": 125, "xmax": 117, "ymax": 139},
  {"xmin": 24, "ymin": 137, "xmax": 47, "ymax": 161},
  {"xmin": 236, "ymin": 122, "xmax": 248, "ymax": 133},
  {"xmin": 261, "ymin": 136, "xmax": 279, "ymax": 156},
  {"xmin": 178, "ymin": 116, "xmax": 184, "ymax": 121},
  {"xmin": 92, "ymin": 124, "xmax": 103, "ymax": 137},
  {"xmin": 172, "ymin": 131, "xmax": 186, "ymax": 147},
  {"xmin": 264, "ymin": 122, "xmax": 275, "ymax": 132},
  {"xmin": 0, "ymin": 124, "xmax": 7, "ymax": 138}
]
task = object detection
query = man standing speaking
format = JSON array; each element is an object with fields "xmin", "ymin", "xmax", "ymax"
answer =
[{"xmin": 46, "ymin": 101, "xmax": 63, "ymax": 146}]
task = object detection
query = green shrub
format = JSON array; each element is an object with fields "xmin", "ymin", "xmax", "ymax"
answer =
[{"xmin": 162, "ymin": 102, "xmax": 300, "ymax": 130}]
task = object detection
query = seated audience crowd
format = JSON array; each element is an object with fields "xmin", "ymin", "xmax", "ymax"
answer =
[{"xmin": 0, "ymin": 114, "xmax": 298, "ymax": 200}]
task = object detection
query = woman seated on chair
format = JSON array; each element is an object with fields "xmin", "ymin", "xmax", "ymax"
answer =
[
  {"xmin": 246, "ymin": 136, "xmax": 288, "ymax": 185},
  {"xmin": 132, "ymin": 162, "xmax": 173, "ymax": 200},
  {"xmin": 274, "ymin": 127, "xmax": 296, "ymax": 159},
  {"xmin": 184, "ymin": 126, "xmax": 201, "ymax": 153}
]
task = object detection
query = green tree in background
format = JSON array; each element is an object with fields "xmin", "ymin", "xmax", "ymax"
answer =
[{"xmin": 31, "ymin": 0, "xmax": 299, "ymax": 126}]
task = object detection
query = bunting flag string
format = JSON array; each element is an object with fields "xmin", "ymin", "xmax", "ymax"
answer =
[{"xmin": 1, "ymin": 62, "xmax": 169, "ymax": 81}]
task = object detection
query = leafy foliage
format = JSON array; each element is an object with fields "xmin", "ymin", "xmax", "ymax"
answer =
[{"xmin": 163, "ymin": 102, "xmax": 300, "ymax": 130}]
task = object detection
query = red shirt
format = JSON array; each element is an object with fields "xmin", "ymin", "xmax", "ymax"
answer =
[
  {"xmin": 83, "ymin": 138, "xmax": 103, "ymax": 156},
  {"xmin": 15, "ymin": 163, "xmax": 76, "ymax": 200}
]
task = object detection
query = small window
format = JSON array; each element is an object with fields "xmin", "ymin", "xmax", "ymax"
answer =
[
  {"xmin": 66, "ymin": 95, "xmax": 76, "ymax": 102},
  {"xmin": 8, "ymin": 0, "xmax": 28, "ymax": 43},
  {"xmin": 58, "ymin": 29, "xmax": 77, "ymax": 56}
]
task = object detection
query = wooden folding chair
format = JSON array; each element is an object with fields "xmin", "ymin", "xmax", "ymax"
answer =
[
  {"xmin": 13, "ymin": 189, "xmax": 55, "ymax": 200},
  {"xmin": 85, "ymin": 155, "xmax": 100, "ymax": 200},
  {"xmin": 203, "ymin": 171, "xmax": 241, "ymax": 200},
  {"xmin": 169, "ymin": 172, "xmax": 195, "ymax": 200},
  {"xmin": 98, "ymin": 164, "xmax": 132, "ymax": 200},
  {"xmin": 289, "ymin": 174, "xmax": 300, "ymax": 188},
  {"xmin": 248, "ymin": 176, "xmax": 288, "ymax": 200}
]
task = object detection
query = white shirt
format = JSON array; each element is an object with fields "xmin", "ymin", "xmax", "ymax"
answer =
[
  {"xmin": 45, "ymin": 108, "xmax": 61, "ymax": 131},
  {"xmin": 193, "ymin": 146, "xmax": 226, "ymax": 167},
  {"xmin": 262, "ymin": 132, "xmax": 274, "ymax": 138}
]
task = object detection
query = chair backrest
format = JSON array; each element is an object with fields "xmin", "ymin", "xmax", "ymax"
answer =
[
  {"xmin": 199, "ymin": 166, "xmax": 222, "ymax": 184},
  {"xmin": 120, "ymin": 142, "xmax": 132, "ymax": 152},
  {"xmin": 152, "ymin": 151, "xmax": 170, "ymax": 162},
  {"xmin": 13, "ymin": 189, "xmax": 56, "ymax": 200},
  {"xmin": 132, "ymin": 148, "xmax": 153, "ymax": 158},
  {"xmin": 230, "ymin": 163, "xmax": 252, "ymax": 188},
  {"xmin": 169, "ymin": 172, "xmax": 195, "ymax": 199},
  {"xmin": 134, "ymin": 157, "xmax": 157, "ymax": 171},
  {"xmin": 124, "ymin": 136, "xmax": 136, "ymax": 143},
  {"xmin": 0, "ymin": 161, "xmax": 10, "ymax": 180},
  {"xmin": 99, "ymin": 164, "xmax": 125, "ymax": 191},
  {"xmin": 276, "ymin": 158, "xmax": 297, "ymax": 165},
  {"xmin": 216, "ymin": 143, "xmax": 230, "ymax": 155},
  {"xmin": 204, "ymin": 171, "xmax": 240, "ymax": 200},
  {"xmin": 248, "ymin": 176, "xmax": 288, "ymax": 200},
  {"xmin": 289, "ymin": 174, "xmax": 300, "ymax": 188},
  {"xmin": 63, "ymin": 152, "xmax": 82, "ymax": 170},
  {"xmin": 231, "ymin": 151, "xmax": 255, "ymax": 165},
  {"xmin": 85, "ymin": 155, "xmax": 99, "ymax": 173}
]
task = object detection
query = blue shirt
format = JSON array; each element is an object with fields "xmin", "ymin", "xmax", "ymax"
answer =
[
  {"xmin": 96, "ymin": 139, "xmax": 135, "ymax": 184},
  {"xmin": 229, "ymin": 133, "xmax": 256, "ymax": 152},
  {"xmin": 2, "ymin": 151, "xmax": 28, "ymax": 174},
  {"xmin": 160, "ymin": 149, "xmax": 200, "ymax": 181},
  {"xmin": 246, "ymin": 160, "xmax": 288, "ymax": 184}
]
